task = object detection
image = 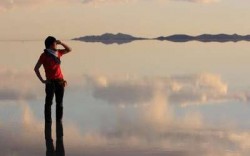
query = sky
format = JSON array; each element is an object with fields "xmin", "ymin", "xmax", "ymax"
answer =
[
  {"xmin": 0, "ymin": 0, "xmax": 250, "ymax": 40},
  {"xmin": 2, "ymin": 1, "xmax": 250, "ymax": 154}
]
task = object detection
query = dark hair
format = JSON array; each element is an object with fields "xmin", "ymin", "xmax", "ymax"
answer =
[{"xmin": 45, "ymin": 36, "xmax": 56, "ymax": 49}]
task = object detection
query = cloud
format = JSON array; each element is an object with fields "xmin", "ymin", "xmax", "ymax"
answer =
[
  {"xmin": 0, "ymin": 67, "xmax": 248, "ymax": 106},
  {"xmin": 0, "ymin": 101, "xmax": 86, "ymax": 156},
  {"xmin": 0, "ymin": 68, "xmax": 42, "ymax": 100},
  {"xmin": 83, "ymin": 72, "xmax": 249, "ymax": 107},
  {"xmin": 65, "ymin": 88, "xmax": 250, "ymax": 156},
  {"xmin": 82, "ymin": 0, "xmax": 219, "ymax": 4},
  {"xmin": 0, "ymin": 66, "xmax": 247, "ymax": 156},
  {"xmin": 0, "ymin": 67, "xmax": 82, "ymax": 101},
  {"xmin": 0, "ymin": 0, "xmax": 41, "ymax": 10},
  {"xmin": 75, "ymin": 72, "xmax": 250, "ymax": 155},
  {"xmin": 0, "ymin": 0, "xmax": 219, "ymax": 11},
  {"xmin": 175, "ymin": 0, "xmax": 219, "ymax": 3},
  {"xmin": 1, "ymin": 92, "xmax": 250, "ymax": 156},
  {"xmin": 0, "ymin": 0, "xmax": 79, "ymax": 11}
]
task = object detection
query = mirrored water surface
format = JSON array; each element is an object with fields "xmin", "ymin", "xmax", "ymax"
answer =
[{"xmin": 1, "ymin": 40, "xmax": 250, "ymax": 156}]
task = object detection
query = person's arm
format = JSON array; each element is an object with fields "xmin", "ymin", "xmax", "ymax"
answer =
[
  {"xmin": 34, "ymin": 61, "xmax": 46, "ymax": 84},
  {"xmin": 56, "ymin": 40, "xmax": 72, "ymax": 54}
]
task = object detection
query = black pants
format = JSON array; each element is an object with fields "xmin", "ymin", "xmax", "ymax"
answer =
[{"xmin": 44, "ymin": 79, "xmax": 65, "ymax": 123}]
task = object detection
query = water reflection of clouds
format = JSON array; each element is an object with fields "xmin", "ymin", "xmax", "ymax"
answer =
[
  {"xmin": 0, "ymin": 68, "xmax": 41, "ymax": 100},
  {"xmin": 1, "ymin": 67, "xmax": 249, "ymax": 105},
  {"xmin": 83, "ymin": 72, "xmax": 250, "ymax": 107},
  {"xmin": 1, "ymin": 68, "xmax": 250, "ymax": 155},
  {"xmin": 1, "ymin": 95, "xmax": 250, "ymax": 155},
  {"xmin": 0, "ymin": 68, "xmax": 83, "ymax": 101}
]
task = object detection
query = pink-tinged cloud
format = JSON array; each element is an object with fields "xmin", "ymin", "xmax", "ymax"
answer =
[
  {"xmin": 82, "ymin": 72, "xmax": 249, "ymax": 107},
  {"xmin": 0, "ymin": 94, "xmax": 250, "ymax": 156},
  {"xmin": 0, "ymin": 66, "xmax": 249, "ymax": 107},
  {"xmin": 82, "ymin": 0, "xmax": 219, "ymax": 4},
  {"xmin": 0, "ymin": 67, "xmax": 248, "ymax": 106},
  {"xmin": 0, "ymin": 67, "xmax": 82, "ymax": 101},
  {"xmin": 0, "ymin": 68, "xmax": 41, "ymax": 100},
  {"xmin": 0, "ymin": 0, "xmax": 79, "ymax": 11},
  {"xmin": 175, "ymin": 0, "xmax": 219, "ymax": 3},
  {"xmin": 0, "ymin": 0, "xmax": 219, "ymax": 11}
]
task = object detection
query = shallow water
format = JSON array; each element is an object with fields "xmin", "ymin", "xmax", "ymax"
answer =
[{"xmin": 1, "ymin": 40, "xmax": 250, "ymax": 156}]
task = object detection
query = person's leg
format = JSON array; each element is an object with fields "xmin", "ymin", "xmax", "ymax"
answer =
[
  {"xmin": 54, "ymin": 81, "xmax": 65, "ymax": 156},
  {"xmin": 55, "ymin": 81, "xmax": 64, "ymax": 124},
  {"xmin": 44, "ymin": 82, "xmax": 55, "ymax": 155},
  {"xmin": 45, "ymin": 82, "xmax": 55, "ymax": 123}
]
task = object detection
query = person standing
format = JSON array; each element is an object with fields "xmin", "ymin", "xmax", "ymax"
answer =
[{"xmin": 34, "ymin": 36, "xmax": 72, "ymax": 155}]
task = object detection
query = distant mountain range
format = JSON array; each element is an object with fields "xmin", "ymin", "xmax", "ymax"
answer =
[
  {"xmin": 157, "ymin": 34, "xmax": 250, "ymax": 42},
  {"xmin": 72, "ymin": 33, "xmax": 145, "ymax": 44},
  {"xmin": 72, "ymin": 33, "xmax": 250, "ymax": 44}
]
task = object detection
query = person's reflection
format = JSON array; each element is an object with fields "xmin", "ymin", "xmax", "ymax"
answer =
[
  {"xmin": 56, "ymin": 121, "xmax": 65, "ymax": 156},
  {"xmin": 45, "ymin": 121, "xmax": 65, "ymax": 156}
]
